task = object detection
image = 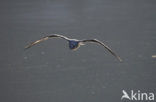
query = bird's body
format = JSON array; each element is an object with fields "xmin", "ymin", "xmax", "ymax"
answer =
[
  {"xmin": 25, "ymin": 34, "xmax": 122, "ymax": 62},
  {"xmin": 68, "ymin": 40, "xmax": 80, "ymax": 50}
]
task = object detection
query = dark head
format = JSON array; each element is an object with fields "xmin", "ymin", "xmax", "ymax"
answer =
[{"xmin": 68, "ymin": 40, "xmax": 79, "ymax": 50}]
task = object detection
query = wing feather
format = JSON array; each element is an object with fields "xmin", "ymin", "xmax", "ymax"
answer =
[
  {"xmin": 25, "ymin": 34, "xmax": 70, "ymax": 49},
  {"xmin": 81, "ymin": 39, "xmax": 122, "ymax": 62}
]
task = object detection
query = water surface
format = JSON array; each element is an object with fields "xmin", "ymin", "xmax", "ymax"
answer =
[{"xmin": 0, "ymin": 0, "xmax": 156, "ymax": 102}]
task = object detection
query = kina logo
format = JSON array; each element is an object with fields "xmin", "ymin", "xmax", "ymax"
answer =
[{"xmin": 121, "ymin": 90, "xmax": 155, "ymax": 101}]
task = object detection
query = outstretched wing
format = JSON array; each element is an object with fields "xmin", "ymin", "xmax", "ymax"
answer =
[
  {"xmin": 25, "ymin": 34, "xmax": 70, "ymax": 49},
  {"xmin": 81, "ymin": 39, "xmax": 122, "ymax": 62}
]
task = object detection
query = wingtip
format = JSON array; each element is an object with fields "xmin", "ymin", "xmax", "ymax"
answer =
[
  {"xmin": 118, "ymin": 57, "xmax": 123, "ymax": 62},
  {"xmin": 24, "ymin": 45, "xmax": 31, "ymax": 50},
  {"xmin": 24, "ymin": 47, "xmax": 28, "ymax": 50}
]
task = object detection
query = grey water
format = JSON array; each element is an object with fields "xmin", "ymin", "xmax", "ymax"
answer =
[{"xmin": 0, "ymin": 0, "xmax": 156, "ymax": 102}]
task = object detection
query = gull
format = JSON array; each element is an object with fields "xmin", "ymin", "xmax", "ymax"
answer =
[{"xmin": 25, "ymin": 34, "xmax": 122, "ymax": 62}]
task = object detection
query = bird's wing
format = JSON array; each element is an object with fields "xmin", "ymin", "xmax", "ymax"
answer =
[
  {"xmin": 25, "ymin": 34, "xmax": 70, "ymax": 49},
  {"xmin": 81, "ymin": 39, "xmax": 122, "ymax": 62}
]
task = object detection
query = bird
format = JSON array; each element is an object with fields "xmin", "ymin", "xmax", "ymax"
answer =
[
  {"xmin": 25, "ymin": 34, "xmax": 122, "ymax": 62},
  {"xmin": 121, "ymin": 90, "xmax": 131, "ymax": 100}
]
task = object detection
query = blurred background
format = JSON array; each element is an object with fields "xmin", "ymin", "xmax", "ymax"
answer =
[{"xmin": 0, "ymin": 0, "xmax": 156, "ymax": 102}]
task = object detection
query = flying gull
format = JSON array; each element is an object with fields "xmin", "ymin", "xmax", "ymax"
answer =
[{"xmin": 25, "ymin": 34, "xmax": 122, "ymax": 62}]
